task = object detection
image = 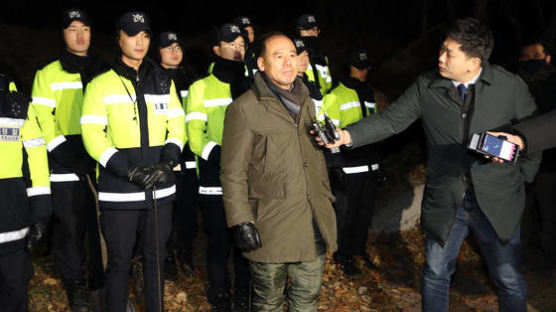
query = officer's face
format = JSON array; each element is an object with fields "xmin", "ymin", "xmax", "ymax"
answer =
[
  {"xmin": 63, "ymin": 20, "xmax": 90, "ymax": 57},
  {"xmin": 520, "ymin": 43, "xmax": 550, "ymax": 64},
  {"xmin": 245, "ymin": 26, "xmax": 255, "ymax": 43},
  {"xmin": 119, "ymin": 30, "xmax": 150, "ymax": 66},
  {"xmin": 257, "ymin": 35, "xmax": 298, "ymax": 90},
  {"xmin": 214, "ymin": 36, "xmax": 246, "ymax": 62},
  {"xmin": 159, "ymin": 42, "xmax": 183, "ymax": 69},
  {"xmin": 438, "ymin": 37, "xmax": 480, "ymax": 83},
  {"xmin": 299, "ymin": 27, "xmax": 319, "ymax": 37},
  {"xmin": 297, "ymin": 50, "xmax": 309, "ymax": 76}
]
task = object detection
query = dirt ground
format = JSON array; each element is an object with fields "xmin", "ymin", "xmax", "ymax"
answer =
[{"xmin": 28, "ymin": 227, "xmax": 556, "ymax": 312}]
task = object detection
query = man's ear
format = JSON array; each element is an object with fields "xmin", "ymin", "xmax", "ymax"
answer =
[
  {"xmin": 213, "ymin": 45, "xmax": 220, "ymax": 57},
  {"xmin": 257, "ymin": 56, "xmax": 265, "ymax": 72}
]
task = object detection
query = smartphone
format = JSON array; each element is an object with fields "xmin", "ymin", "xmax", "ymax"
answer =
[{"xmin": 468, "ymin": 133, "xmax": 519, "ymax": 165}]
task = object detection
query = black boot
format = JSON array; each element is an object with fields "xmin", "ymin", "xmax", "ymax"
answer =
[
  {"xmin": 65, "ymin": 280, "xmax": 92, "ymax": 312},
  {"xmin": 334, "ymin": 253, "xmax": 362, "ymax": 276},
  {"xmin": 165, "ymin": 251, "xmax": 178, "ymax": 281},
  {"xmin": 177, "ymin": 248, "xmax": 195, "ymax": 274},
  {"xmin": 209, "ymin": 290, "xmax": 232, "ymax": 312},
  {"xmin": 360, "ymin": 252, "xmax": 379, "ymax": 270},
  {"xmin": 233, "ymin": 288, "xmax": 250, "ymax": 312}
]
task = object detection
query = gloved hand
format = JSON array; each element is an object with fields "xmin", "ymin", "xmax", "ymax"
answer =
[
  {"xmin": 232, "ymin": 222, "xmax": 262, "ymax": 252},
  {"xmin": 26, "ymin": 222, "xmax": 50, "ymax": 252},
  {"xmin": 149, "ymin": 160, "xmax": 175, "ymax": 186},
  {"xmin": 128, "ymin": 165, "xmax": 157, "ymax": 189}
]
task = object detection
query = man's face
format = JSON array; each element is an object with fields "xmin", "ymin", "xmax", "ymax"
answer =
[
  {"xmin": 159, "ymin": 42, "xmax": 183, "ymax": 69},
  {"xmin": 245, "ymin": 26, "xmax": 255, "ymax": 43},
  {"xmin": 520, "ymin": 43, "xmax": 550, "ymax": 64},
  {"xmin": 63, "ymin": 20, "xmax": 91, "ymax": 56},
  {"xmin": 214, "ymin": 36, "xmax": 246, "ymax": 62},
  {"xmin": 438, "ymin": 37, "xmax": 479, "ymax": 82},
  {"xmin": 257, "ymin": 35, "xmax": 298, "ymax": 90},
  {"xmin": 297, "ymin": 50, "xmax": 309, "ymax": 75},
  {"xmin": 299, "ymin": 27, "xmax": 319, "ymax": 37},
  {"xmin": 119, "ymin": 30, "xmax": 150, "ymax": 65}
]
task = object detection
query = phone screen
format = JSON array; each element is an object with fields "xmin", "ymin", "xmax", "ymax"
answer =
[{"xmin": 481, "ymin": 134, "xmax": 517, "ymax": 162}]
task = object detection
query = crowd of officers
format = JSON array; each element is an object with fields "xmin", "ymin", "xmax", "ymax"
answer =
[{"xmin": 0, "ymin": 7, "xmax": 382, "ymax": 312}]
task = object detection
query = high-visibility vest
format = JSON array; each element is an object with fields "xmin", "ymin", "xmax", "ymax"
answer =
[
  {"xmin": 81, "ymin": 66, "xmax": 186, "ymax": 209},
  {"xmin": 0, "ymin": 78, "xmax": 51, "ymax": 237},
  {"xmin": 185, "ymin": 74, "xmax": 232, "ymax": 161}
]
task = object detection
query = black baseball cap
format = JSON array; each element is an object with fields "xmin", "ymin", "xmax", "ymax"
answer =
[
  {"xmin": 233, "ymin": 16, "xmax": 252, "ymax": 29},
  {"xmin": 158, "ymin": 31, "xmax": 180, "ymax": 48},
  {"xmin": 297, "ymin": 14, "xmax": 318, "ymax": 30},
  {"xmin": 349, "ymin": 49, "xmax": 371, "ymax": 69},
  {"xmin": 61, "ymin": 8, "xmax": 90, "ymax": 29},
  {"xmin": 293, "ymin": 38, "xmax": 307, "ymax": 54},
  {"xmin": 217, "ymin": 23, "xmax": 243, "ymax": 43},
  {"xmin": 115, "ymin": 11, "xmax": 151, "ymax": 36}
]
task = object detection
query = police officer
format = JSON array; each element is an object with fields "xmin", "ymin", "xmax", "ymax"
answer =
[
  {"xmin": 296, "ymin": 13, "xmax": 333, "ymax": 95},
  {"xmin": 0, "ymin": 73, "xmax": 51, "ymax": 312},
  {"xmin": 323, "ymin": 49, "xmax": 380, "ymax": 275},
  {"xmin": 155, "ymin": 31, "xmax": 199, "ymax": 280},
  {"xmin": 80, "ymin": 11, "xmax": 185, "ymax": 312},
  {"xmin": 233, "ymin": 16, "xmax": 257, "ymax": 78},
  {"xmin": 294, "ymin": 37, "xmax": 324, "ymax": 118},
  {"xmin": 185, "ymin": 23, "xmax": 251, "ymax": 311},
  {"xmin": 30, "ymin": 8, "xmax": 105, "ymax": 311}
]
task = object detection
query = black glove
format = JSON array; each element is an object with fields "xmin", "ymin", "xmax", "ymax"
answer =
[
  {"xmin": 232, "ymin": 222, "xmax": 262, "ymax": 252},
  {"xmin": 26, "ymin": 222, "xmax": 50, "ymax": 252},
  {"xmin": 128, "ymin": 165, "xmax": 157, "ymax": 189},
  {"xmin": 149, "ymin": 160, "xmax": 175, "ymax": 186}
]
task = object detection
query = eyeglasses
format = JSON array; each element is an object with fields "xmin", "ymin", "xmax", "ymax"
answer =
[
  {"xmin": 222, "ymin": 42, "xmax": 245, "ymax": 50},
  {"xmin": 162, "ymin": 46, "xmax": 182, "ymax": 53}
]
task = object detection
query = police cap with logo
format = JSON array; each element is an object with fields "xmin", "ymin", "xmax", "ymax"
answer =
[
  {"xmin": 297, "ymin": 14, "xmax": 318, "ymax": 30},
  {"xmin": 115, "ymin": 11, "xmax": 151, "ymax": 36},
  {"xmin": 62, "ymin": 8, "xmax": 90, "ymax": 28},
  {"xmin": 217, "ymin": 23, "xmax": 243, "ymax": 43},
  {"xmin": 293, "ymin": 38, "xmax": 307, "ymax": 55},
  {"xmin": 348, "ymin": 49, "xmax": 371, "ymax": 70},
  {"xmin": 233, "ymin": 16, "xmax": 252, "ymax": 30},
  {"xmin": 158, "ymin": 31, "xmax": 180, "ymax": 49}
]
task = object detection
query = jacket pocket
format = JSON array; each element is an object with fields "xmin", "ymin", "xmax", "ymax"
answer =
[
  {"xmin": 249, "ymin": 199, "xmax": 259, "ymax": 220},
  {"xmin": 248, "ymin": 181, "xmax": 286, "ymax": 199}
]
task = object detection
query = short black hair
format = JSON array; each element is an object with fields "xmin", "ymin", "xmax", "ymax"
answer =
[
  {"xmin": 445, "ymin": 17, "xmax": 494, "ymax": 62},
  {"xmin": 255, "ymin": 32, "xmax": 293, "ymax": 59},
  {"xmin": 520, "ymin": 38, "xmax": 551, "ymax": 55}
]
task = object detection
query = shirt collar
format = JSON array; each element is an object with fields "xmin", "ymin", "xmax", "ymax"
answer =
[{"xmin": 451, "ymin": 67, "xmax": 483, "ymax": 88}]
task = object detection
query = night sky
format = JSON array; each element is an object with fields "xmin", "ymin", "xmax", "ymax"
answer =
[{"xmin": 2, "ymin": 0, "xmax": 556, "ymax": 96}]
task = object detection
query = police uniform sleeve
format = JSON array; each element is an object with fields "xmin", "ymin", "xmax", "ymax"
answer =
[
  {"xmin": 21, "ymin": 103, "xmax": 52, "ymax": 223},
  {"xmin": 31, "ymin": 67, "xmax": 69, "ymax": 157},
  {"xmin": 185, "ymin": 82, "xmax": 220, "ymax": 163},
  {"xmin": 80, "ymin": 77, "xmax": 130, "ymax": 178},
  {"xmin": 323, "ymin": 91, "xmax": 341, "ymax": 127},
  {"xmin": 162, "ymin": 81, "xmax": 186, "ymax": 163}
]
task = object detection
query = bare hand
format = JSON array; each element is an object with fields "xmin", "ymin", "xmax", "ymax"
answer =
[
  {"xmin": 312, "ymin": 128, "xmax": 352, "ymax": 149},
  {"xmin": 485, "ymin": 131, "xmax": 524, "ymax": 164}
]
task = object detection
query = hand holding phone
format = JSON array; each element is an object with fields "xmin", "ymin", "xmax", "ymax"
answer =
[{"xmin": 468, "ymin": 132, "xmax": 520, "ymax": 165}]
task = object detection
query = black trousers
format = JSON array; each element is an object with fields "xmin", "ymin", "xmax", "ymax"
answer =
[
  {"xmin": 198, "ymin": 159, "xmax": 250, "ymax": 300},
  {"xmin": 529, "ymin": 171, "xmax": 556, "ymax": 269},
  {"xmin": 168, "ymin": 171, "xmax": 199, "ymax": 254},
  {"xmin": 101, "ymin": 204, "xmax": 172, "ymax": 312},
  {"xmin": 0, "ymin": 244, "xmax": 33, "ymax": 312},
  {"xmin": 331, "ymin": 171, "xmax": 377, "ymax": 257},
  {"xmin": 52, "ymin": 182, "xmax": 104, "ymax": 289}
]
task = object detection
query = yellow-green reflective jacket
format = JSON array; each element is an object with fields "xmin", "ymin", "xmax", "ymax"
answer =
[{"xmin": 81, "ymin": 61, "xmax": 186, "ymax": 209}]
